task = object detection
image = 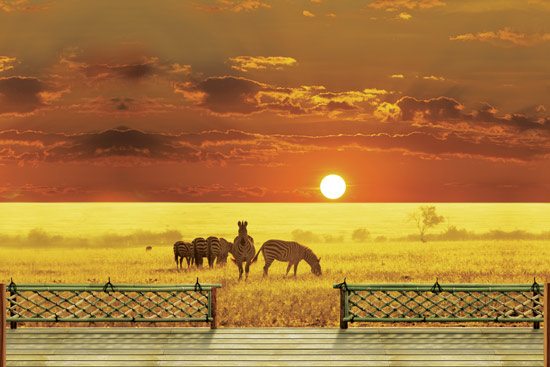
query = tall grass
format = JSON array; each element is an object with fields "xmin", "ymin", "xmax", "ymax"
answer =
[{"xmin": 1, "ymin": 240, "xmax": 548, "ymax": 327}]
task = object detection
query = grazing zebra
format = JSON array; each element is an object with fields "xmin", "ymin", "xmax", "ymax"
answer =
[
  {"xmin": 232, "ymin": 221, "xmax": 256, "ymax": 280},
  {"xmin": 217, "ymin": 238, "xmax": 233, "ymax": 266},
  {"xmin": 206, "ymin": 236, "xmax": 221, "ymax": 268},
  {"xmin": 192, "ymin": 237, "xmax": 209, "ymax": 268},
  {"xmin": 145, "ymin": 246, "xmax": 153, "ymax": 252},
  {"xmin": 251, "ymin": 240, "xmax": 322, "ymax": 277},
  {"xmin": 173, "ymin": 241, "xmax": 193, "ymax": 271}
]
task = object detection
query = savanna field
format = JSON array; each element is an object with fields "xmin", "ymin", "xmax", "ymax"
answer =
[{"xmin": 1, "ymin": 203, "xmax": 549, "ymax": 327}]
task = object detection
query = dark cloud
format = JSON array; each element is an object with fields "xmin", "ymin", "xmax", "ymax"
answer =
[
  {"xmin": 82, "ymin": 62, "xmax": 155, "ymax": 80},
  {"xmin": 0, "ymin": 127, "xmax": 198, "ymax": 165},
  {"xmin": 49, "ymin": 127, "xmax": 199, "ymax": 163},
  {"xmin": 325, "ymin": 101, "xmax": 357, "ymax": 111},
  {"xmin": 60, "ymin": 53, "xmax": 188, "ymax": 84},
  {"xmin": 197, "ymin": 76, "xmax": 265, "ymax": 114},
  {"xmin": 0, "ymin": 77, "xmax": 48, "ymax": 115},
  {"xmin": 1, "ymin": 126, "xmax": 547, "ymax": 168},
  {"xmin": 111, "ymin": 97, "xmax": 134, "ymax": 111},
  {"xmin": 379, "ymin": 96, "xmax": 550, "ymax": 134},
  {"xmin": 283, "ymin": 131, "xmax": 548, "ymax": 162},
  {"xmin": 471, "ymin": 103, "xmax": 549, "ymax": 131},
  {"xmin": 177, "ymin": 76, "xmax": 388, "ymax": 116},
  {"xmin": 397, "ymin": 96, "xmax": 464, "ymax": 122}
]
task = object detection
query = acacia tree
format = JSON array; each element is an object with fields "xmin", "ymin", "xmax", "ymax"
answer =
[{"xmin": 409, "ymin": 205, "xmax": 445, "ymax": 243}]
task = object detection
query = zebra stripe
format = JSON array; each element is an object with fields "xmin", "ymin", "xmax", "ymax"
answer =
[
  {"xmin": 251, "ymin": 239, "xmax": 322, "ymax": 277},
  {"xmin": 192, "ymin": 237, "xmax": 208, "ymax": 268},
  {"xmin": 206, "ymin": 236, "xmax": 221, "ymax": 268},
  {"xmin": 217, "ymin": 238, "xmax": 233, "ymax": 265},
  {"xmin": 173, "ymin": 241, "xmax": 193, "ymax": 270},
  {"xmin": 232, "ymin": 220, "xmax": 256, "ymax": 280}
]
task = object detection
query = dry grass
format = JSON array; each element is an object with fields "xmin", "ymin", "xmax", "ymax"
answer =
[{"xmin": 1, "ymin": 240, "xmax": 549, "ymax": 327}]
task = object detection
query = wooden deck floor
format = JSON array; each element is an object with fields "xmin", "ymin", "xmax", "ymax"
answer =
[{"xmin": 6, "ymin": 327, "xmax": 543, "ymax": 366}]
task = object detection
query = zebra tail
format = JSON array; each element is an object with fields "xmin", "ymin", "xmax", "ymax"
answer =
[
  {"xmin": 250, "ymin": 243, "xmax": 265, "ymax": 264},
  {"xmin": 173, "ymin": 243, "xmax": 179, "ymax": 260}
]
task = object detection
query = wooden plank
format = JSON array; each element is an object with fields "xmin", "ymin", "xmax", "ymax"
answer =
[
  {"xmin": 4, "ymin": 327, "xmax": 545, "ymax": 367},
  {"xmin": 2, "ymin": 361, "xmax": 544, "ymax": 367}
]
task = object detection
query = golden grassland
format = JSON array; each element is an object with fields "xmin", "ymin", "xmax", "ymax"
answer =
[{"xmin": 1, "ymin": 240, "xmax": 549, "ymax": 327}]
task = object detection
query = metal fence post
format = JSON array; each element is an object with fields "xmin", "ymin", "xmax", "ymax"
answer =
[
  {"xmin": 544, "ymin": 283, "xmax": 549, "ymax": 367},
  {"xmin": 210, "ymin": 288, "xmax": 217, "ymax": 329},
  {"xmin": 1, "ymin": 283, "xmax": 7, "ymax": 367},
  {"xmin": 340, "ymin": 288, "xmax": 348, "ymax": 329}
]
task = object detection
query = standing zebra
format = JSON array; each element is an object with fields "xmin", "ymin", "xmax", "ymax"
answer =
[
  {"xmin": 217, "ymin": 238, "xmax": 233, "ymax": 266},
  {"xmin": 232, "ymin": 221, "xmax": 255, "ymax": 280},
  {"xmin": 192, "ymin": 237, "xmax": 208, "ymax": 268},
  {"xmin": 251, "ymin": 240, "xmax": 322, "ymax": 277},
  {"xmin": 206, "ymin": 236, "xmax": 221, "ymax": 268},
  {"xmin": 173, "ymin": 241, "xmax": 193, "ymax": 271}
]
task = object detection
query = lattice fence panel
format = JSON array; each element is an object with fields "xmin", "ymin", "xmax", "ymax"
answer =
[
  {"xmin": 5, "ymin": 284, "xmax": 218, "ymax": 323},
  {"xmin": 348, "ymin": 289, "xmax": 543, "ymax": 321}
]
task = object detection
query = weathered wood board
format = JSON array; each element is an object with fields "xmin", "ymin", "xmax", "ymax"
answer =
[{"xmin": 6, "ymin": 327, "xmax": 544, "ymax": 366}]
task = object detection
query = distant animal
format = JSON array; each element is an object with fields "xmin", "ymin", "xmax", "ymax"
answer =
[
  {"xmin": 192, "ymin": 237, "xmax": 209, "ymax": 268},
  {"xmin": 145, "ymin": 246, "xmax": 153, "ymax": 252},
  {"xmin": 232, "ymin": 220, "xmax": 256, "ymax": 280},
  {"xmin": 173, "ymin": 241, "xmax": 194, "ymax": 271},
  {"xmin": 206, "ymin": 236, "xmax": 222, "ymax": 268},
  {"xmin": 217, "ymin": 238, "xmax": 233, "ymax": 266},
  {"xmin": 252, "ymin": 240, "xmax": 322, "ymax": 277}
]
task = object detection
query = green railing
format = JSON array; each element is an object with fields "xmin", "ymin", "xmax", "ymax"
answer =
[
  {"xmin": 5, "ymin": 281, "xmax": 221, "ymax": 329},
  {"xmin": 334, "ymin": 281, "xmax": 544, "ymax": 329}
]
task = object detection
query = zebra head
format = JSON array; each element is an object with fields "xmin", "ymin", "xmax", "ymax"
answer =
[
  {"xmin": 311, "ymin": 257, "xmax": 322, "ymax": 276},
  {"xmin": 305, "ymin": 248, "xmax": 322, "ymax": 276},
  {"xmin": 237, "ymin": 220, "xmax": 248, "ymax": 237}
]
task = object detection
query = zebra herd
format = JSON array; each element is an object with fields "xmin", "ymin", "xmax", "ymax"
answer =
[
  {"xmin": 173, "ymin": 220, "xmax": 322, "ymax": 280},
  {"xmin": 173, "ymin": 237, "xmax": 232, "ymax": 270}
]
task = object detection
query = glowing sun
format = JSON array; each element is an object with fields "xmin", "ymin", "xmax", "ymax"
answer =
[{"xmin": 320, "ymin": 174, "xmax": 346, "ymax": 200}]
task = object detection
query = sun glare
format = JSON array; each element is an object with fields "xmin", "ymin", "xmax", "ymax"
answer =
[{"xmin": 320, "ymin": 174, "xmax": 346, "ymax": 200}]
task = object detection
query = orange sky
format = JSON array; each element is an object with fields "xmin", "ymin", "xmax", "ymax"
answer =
[{"xmin": 0, "ymin": 0, "xmax": 549, "ymax": 202}]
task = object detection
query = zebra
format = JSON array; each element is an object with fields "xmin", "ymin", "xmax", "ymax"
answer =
[
  {"xmin": 173, "ymin": 241, "xmax": 193, "ymax": 271},
  {"xmin": 192, "ymin": 237, "xmax": 208, "ymax": 268},
  {"xmin": 217, "ymin": 238, "xmax": 233, "ymax": 266},
  {"xmin": 232, "ymin": 221, "xmax": 255, "ymax": 280},
  {"xmin": 206, "ymin": 236, "xmax": 222, "ymax": 268},
  {"xmin": 251, "ymin": 240, "xmax": 322, "ymax": 277}
]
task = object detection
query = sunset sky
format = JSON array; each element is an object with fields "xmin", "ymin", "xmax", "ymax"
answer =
[{"xmin": 0, "ymin": 0, "xmax": 548, "ymax": 202}]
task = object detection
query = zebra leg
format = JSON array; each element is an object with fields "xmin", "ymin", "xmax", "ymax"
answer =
[
  {"xmin": 175, "ymin": 255, "xmax": 179, "ymax": 271},
  {"xmin": 244, "ymin": 260, "xmax": 250, "ymax": 280},
  {"xmin": 237, "ymin": 261, "xmax": 244, "ymax": 280},
  {"xmin": 285, "ymin": 262, "xmax": 292, "ymax": 277},
  {"xmin": 185, "ymin": 257, "xmax": 191, "ymax": 270},
  {"xmin": 293, "ymin": 263, "xmax": 299, "ymax": 277},
  {"xmin": 263, "ymin": 258, "xmax": 274, "ymax": 277}
]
